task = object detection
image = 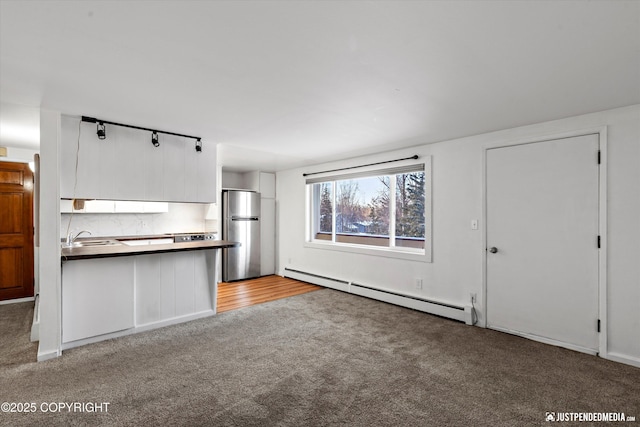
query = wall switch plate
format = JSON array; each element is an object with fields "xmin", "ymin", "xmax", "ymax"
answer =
[
  {"xmin": 471, "ymin": 220, "xmax": 478, "ymax": 230},
  {"xmin": 415, "ymin": 278, "xmax": 423, "ymax": 290}
]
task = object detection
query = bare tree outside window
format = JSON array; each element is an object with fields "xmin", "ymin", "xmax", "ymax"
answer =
[
  {"xmin": 367, "ymin": 177, "xmax": 390, "ymax": 236},
  {"xmin": 336, "ymin": 180, "xmax": 365, "ymax": 234},
  {"xmin": 311, "ymin": 169, "xmax": 425, "ymax": 250}
]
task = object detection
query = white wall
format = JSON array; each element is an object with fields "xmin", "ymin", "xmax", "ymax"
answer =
[
  {"xmin": 60, "ymin": 203, "xmax": 208, "ymax": 239},
  {"xmin": 37, "ymin": 109, "xmax": 61, "ymax": 361},
  {"xmin": 277, "ymin": 105, "xmax": 640, "ymax": 367},
  {"xmin": 0, "ymin": 102, "xmax": 40, "ymax": 150},
  {"xmin": 0, "ymin": 146, "xmax": 38, "ymax": 162}
]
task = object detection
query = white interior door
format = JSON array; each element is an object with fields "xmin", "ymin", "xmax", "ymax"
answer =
[{"xmin": 486, "ymin": 134, "xmax": 600, "ymax": 353}]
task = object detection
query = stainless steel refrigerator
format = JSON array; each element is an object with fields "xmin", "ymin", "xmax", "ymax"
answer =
[{"xmin": 222, "ymin": 190, "xmax": 261, "ymax": 282}]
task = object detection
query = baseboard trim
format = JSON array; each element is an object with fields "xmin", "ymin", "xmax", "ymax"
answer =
[
  {"xmin": 134, "ymin": 310, "xmax": 215, "ymax": 334},
  {"xmin": 30, "ymin": 294, "xmax": 40, "ymax": 342},
  {"xmin": 61, "ymin": 310, "xmax": 216, "ymax": 351},
  {"xmin": 488, "ymin": 325, "xmax": 598, "ymax": 356},
  {"xmin": 606, "ymin": 352, "xmax": 640, "ymax": 369},
  {"xmin": 37, "ymin": 349, "xmax": 60, "ymax": 362},
  {"xmin": 0, "ymin": 296, "xmax": 35, "ymax": 305},
  {"xmin": 283, "ymin": 268, "xmax": 469, "ymax": 323}
]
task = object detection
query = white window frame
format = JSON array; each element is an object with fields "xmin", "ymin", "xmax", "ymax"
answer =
[{"xmin": 305, "ymin": 157, "xmax": 432, "ymax": 263}]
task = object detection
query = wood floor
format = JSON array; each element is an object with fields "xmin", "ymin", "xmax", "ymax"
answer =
[{"xmin": 217, "ymin": 275, "xmax": 323, "ymax": 313}]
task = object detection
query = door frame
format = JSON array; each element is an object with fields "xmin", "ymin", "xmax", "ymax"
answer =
[
  {"xmin": 0, "ymin": 159, "xmax": 35, "ymax": 302},
  {"xmin": 481, "ymin": 127, "xmax": 608, "ymax": 358}
]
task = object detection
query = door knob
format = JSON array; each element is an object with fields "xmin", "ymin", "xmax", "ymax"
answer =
[{"xmin": 489, "ymin": 247, "xmax": 498, "ymax": 253}]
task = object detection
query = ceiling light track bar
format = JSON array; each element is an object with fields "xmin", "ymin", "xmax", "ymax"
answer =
[
  {"xmin": 81, "ymin": 116, "xmax": 201, "ymax": 141},
  {"xmin": 303, "ymin": 155, "xmax": 419, "ymax": 177}
]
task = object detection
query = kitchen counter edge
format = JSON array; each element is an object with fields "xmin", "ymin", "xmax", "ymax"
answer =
[{"xmin": 61, "ymin": 240, "xmax": 239, "ymax": 261}]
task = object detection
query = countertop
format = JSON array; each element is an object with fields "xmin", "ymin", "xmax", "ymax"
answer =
[{"xmin": 61, "ymin": 234, "xmax": 239, "ymax": 261}]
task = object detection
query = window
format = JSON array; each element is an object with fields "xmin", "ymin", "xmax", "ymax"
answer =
[{"xmin": 307, "ymin": 161, "xmax": 430, "ymax": 259}]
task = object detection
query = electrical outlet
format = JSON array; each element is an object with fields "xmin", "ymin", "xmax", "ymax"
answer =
[
  {"xmin": 470, "ymin": 293, "xmax": 477, "ymax": 304},
  {"xmin": 415, "ymin": 278, "xmax": 423, "ymax": 290},
  {"xmin": 471, "ymin": 219, "xmax": 478, "ymax": 230}
]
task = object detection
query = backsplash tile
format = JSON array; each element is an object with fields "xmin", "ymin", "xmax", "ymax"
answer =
[{"xmin": 60, "ymin": 203, "xmax": 208, "ymax": 238}]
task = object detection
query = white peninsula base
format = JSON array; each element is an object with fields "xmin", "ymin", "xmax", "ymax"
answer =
[{"xmin": 62, "ymin": 249, "xmax": 218, "ymax": 350}]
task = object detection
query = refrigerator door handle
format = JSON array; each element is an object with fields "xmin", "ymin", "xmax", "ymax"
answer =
[{"xmin": 231, "ymin": 217, "xmax": 259, "ymax": 221}]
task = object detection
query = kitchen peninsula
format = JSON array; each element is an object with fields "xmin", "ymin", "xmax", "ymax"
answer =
[{"xmin": 61, "ymin": 235, "xmax": 238, "ymax": 350}]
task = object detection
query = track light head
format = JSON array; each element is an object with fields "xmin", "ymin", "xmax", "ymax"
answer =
[
  {"xmin": 195, "ymin": 139, "xmax": 202, "ymax": 152},
  {"xmin": 96, "ymin": 122, "xmax": 106, "ymax": 140},
  {"xmin": 151, "ymin": 132, "xmax": 159, "ymax": 147}
]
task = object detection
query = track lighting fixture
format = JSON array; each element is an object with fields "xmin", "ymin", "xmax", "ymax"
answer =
[
  {"xmin": 82, "ymin": 116, "xmax": 202, "ymax": 149},
  {"xmin": 96, "ymin": 122, "xmax": 106, "ymax": 140}
]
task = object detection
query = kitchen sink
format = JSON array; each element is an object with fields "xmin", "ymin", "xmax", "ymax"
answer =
[
  {"xmin": 67, "ymin": 239, "xmax": 121, "ymax": 248},
  {"xmin": 119, "ymin": 238, "xmax": 174, "ymax": 246}
]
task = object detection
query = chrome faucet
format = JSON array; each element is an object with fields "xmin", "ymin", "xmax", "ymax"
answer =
[{"xmin": 66, "ymin": 230, "xmax": 92, "ymax": 247}]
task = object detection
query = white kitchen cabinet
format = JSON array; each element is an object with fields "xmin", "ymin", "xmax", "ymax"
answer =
[
  {"xmin": 135, "ymin": 253, "xmax": 165, "ymax": 325},
  {"xmin": 97, "ymin": 126, "xmax": 118, "ymax": 199},
  {"xmin": 59, "ymin": 117, "xmax": 79, "ymax": 199},
  {"xmin": 62, "ymin": 257, "xmax": 135, "ymax": 343},
  {"xmin": 60, "ymin": 116, "xmax": 131, "ymax": 200},
  {"xmin": 260, "ymin": 198, "xmax": 276, "ymax": 276},
  {"xmin": 259, "ymin": 172, "xmax": 276, "ymax": 199},
  {"xmin": 162, "ymin": 134, "xmax": 186, "ymax": 202},
  {"xmin": 113, "ymin": 126, "xmax": 146, "ymax": 201},
  {"xmin": 221, "ymin": 171, "xmax": 248, "ymax": 190},
  {"xmin": 135, "ymin": 251, "xmax": 215, "ymax": 327},
  {"xmin": 174, "ymin": 251, "xmax": 196, "ymax": 316},
  {"xmin": 259, "ymin": 172, "xmax": 275, "ymax": 275},
  {"xmin": 196, "ymin": 141, "xmax": 217, "ymax": 203},
  {"xmin": 244, "ymin": 171, "xmax": 260, "ymax": 192},
  {"xmin": 194, "ymin": 250, "xmax": 215, "ymax": 313},
  {"xmin": 184, "ymin": 143, "xmax": 198, "ymax": 202},
  {"xmin": 60, "ymin": 117, "xmax": 101, "ymax": 199},
  {"xmin": 143, "ymin": 132, "xmax": 165, "ymax": 201},
  {"xmin": 222, "ymin": 171, "xmax": 274, "ymax": 196},
  {"xmin": 60, "ymin": 115, "xmax": 217, "ymax": 203},
  {"xmin": 159, "ymin": 254, "xmax": 176, "ymax": 320}
]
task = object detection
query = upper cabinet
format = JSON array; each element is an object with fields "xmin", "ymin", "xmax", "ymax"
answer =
[
  {"xmin": 60, "ymin": 115, "xmax": 217, "ymax": 203},
  {"xmin": 221, "ymin": 170, "xmax": 275, "ymax": 198},
  {"xmin": 259, "ymin": 172, "xmax": 276, "ymax": 199}
]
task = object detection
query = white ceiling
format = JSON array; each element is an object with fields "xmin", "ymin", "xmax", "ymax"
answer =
[{"xmin": 1, "ymin": 0, "xmax": 638, "ymax": 172}]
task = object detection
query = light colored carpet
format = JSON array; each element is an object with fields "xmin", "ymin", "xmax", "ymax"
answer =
[
  {"xmin": 1, "ymin": 289, "xmax": 638, "ymax": 426},
  {"xmin": 0, "ymin": 301, "xmax": 37, "ymax": 368}
]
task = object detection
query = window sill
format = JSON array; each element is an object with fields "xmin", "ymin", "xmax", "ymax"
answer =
[{"xmin": 304, "ymin": 240, "xmax": 431, "ymax": 263}]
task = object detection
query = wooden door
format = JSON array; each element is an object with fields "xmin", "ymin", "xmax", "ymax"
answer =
[
  {"xmin": 0, "ymin": 161, "xmax": 34, "ymax": 301},
  {"xmin": 486, "ymin": 135, "xmax": 600, "ymax": 354}
]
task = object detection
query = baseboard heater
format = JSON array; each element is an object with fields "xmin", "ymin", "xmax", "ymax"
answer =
[{"xmin": 283, "ymin": 268, "xmax": 471, "ymax": 324}]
